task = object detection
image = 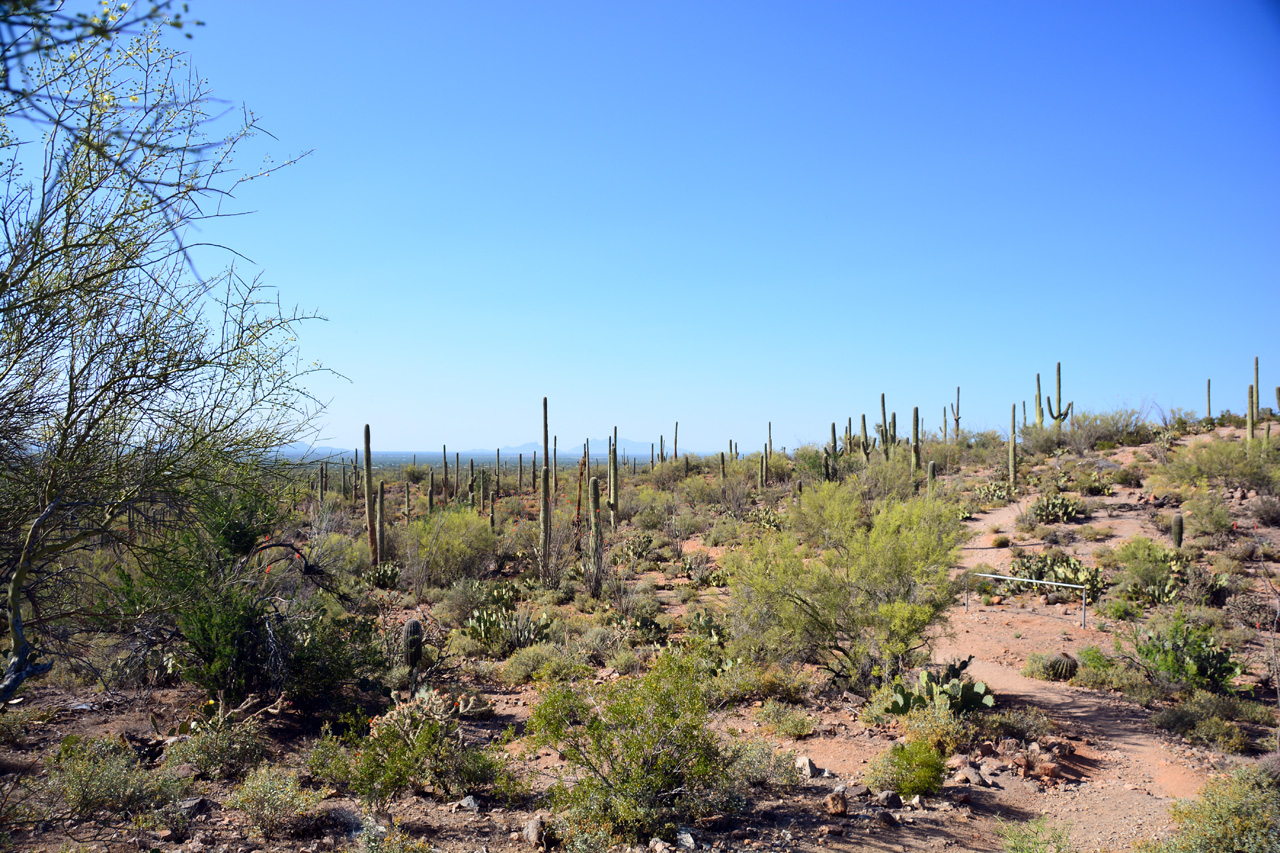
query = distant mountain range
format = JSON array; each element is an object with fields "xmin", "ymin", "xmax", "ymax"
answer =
[{"xmin": 279, "ymin": 438, "xmax": 693, "ymax": 464}]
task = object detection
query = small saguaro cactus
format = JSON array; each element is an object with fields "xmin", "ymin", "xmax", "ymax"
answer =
[
  {"xmin": 720, "ymin": 451, "xmax": 726, "ymax": 482},
  {"xmin": 911, "ymin": 407, "xmax": 920, "ymax": 474},
  {"xmin": 1034, "ymin": 373, "xmax": 1045, "ymax": 429},
  {"xmin": 927, "ymin": 460, "xmax": 936, "ymax": 496},
  {"xmin": 428, "ymin": 471, "xmax": 435, "ymax": 514},
  {"xmin": 858, "ymin": 414, "xmax": 876, "ymax": 464},
  {"xmin": 1206, "ymin": 379, "xmax": 1212, "ymax": 423},
  {"xmin": 830, "ymin": 422, "xmax": 839, "ymax": 460},
  {"xmin": 403, "ymin": 619, "xmax": 424, "ymax": 669},
  {"xmin": 760, "ymin": 443, "xmax": 767, "ymax": 487},
  {"xmin": 879, "ymin": 393, "xmax": 891, "ymax": 461},
  {"xmin": 376, "ymin": 480, "xmax": 385, "ymax": 566},
  {"xmin": 584, "ymin": 476, "xmax": 605, "ymax": 599},
  {"xmin": 1171, "ymin": 512, "xmax": 1184, "ymax": 550},
  {"xmin": 1247, "ymin": 385, "xmax": 1255, "ymax": 444}
]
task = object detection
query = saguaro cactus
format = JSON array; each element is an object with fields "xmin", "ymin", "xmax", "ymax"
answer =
[
  {"xmin": 911, "ymin": 407, "xmax": 920, "ymax": 474},
  {"xmin": 584, "ymin": 476, "xmax": 605, "ymax": 598},
  {"xmin": 376, "ymin": 480, "xmax": 385, "ymax": 566},
  {"xmin": 1035, "ymin": 374, "xmax": 1045, "ymax": 429},
  {"xmin": 1047, "ymin": 362, "xmax": 1072, "ymax": 430},
  {"xmin": 927, "ymin": 460, "xmax": 937, "ymax": 497},
  {"xmin": 1171, "ymin": 512, "xmax": 1184, "ymax": 550},
  {"xmin": 428, "ymin": 471, "xmax": 435, "ymax": 514},
  {"xmin": 1009, "ymin": 405, "xmax": 1017, "ymax": 490},
  {"xmin": 951, "ymin": 387, "xmax": 961, "ymax": 444},
  {"xmin": 674, "ymin": 422, "xmax": 678, "ymax": 459},
  {"xmin": 539, "ymin": 398, "xmax": 552, "ymax": 580},
  {"xmin": 858, "ymin": 414, "xmax": 877, "ymax": 464},
  {"xmin": 879, "ymin": 394, "xmax": 891, "ymax": 460},
  {"xmin": 364, "ymin": 425, "xmax": 377, "ymax": 566},
  {"xmin": 1247, "ymin": 385, "xmax": 1255, "ymax": 444},
  {"xmin": 760, "ymin": 443, "xmax": 767, "ymax": 487},
  {"xmin": 1206, "ymin": 379, "xmax": 1212, "ymax": 423},
  {"xmin": 608, "ymin": 428, "xmax": 619, "ymax": 531}
]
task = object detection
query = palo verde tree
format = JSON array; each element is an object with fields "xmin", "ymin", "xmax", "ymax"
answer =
[{"xmin": 0, "ymin": 18, "xmax": 321, "ymax": 700}]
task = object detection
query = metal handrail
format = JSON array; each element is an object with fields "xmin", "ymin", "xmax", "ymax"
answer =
[{"xmin": 966, "ymin": 572, "xmax": 1088, "ymax": 628}]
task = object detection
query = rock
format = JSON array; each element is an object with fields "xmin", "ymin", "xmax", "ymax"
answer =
[
  {"xmin": 952, "ymin": 791, "xmax": 972, "ymax": 804},
  {"xmin": 875, "ymin": 791, "xmax": 902, "ymax": 808},
  {"xmin": 846, "ymin": 783, "xmax": 871, "ymax": 798},
  {"xmin": 819, "ymin": 824, "xmax": 844, "ymax": 837},
  {"xmin": 176, "ymin": 796, "xmax": 212, "ymax": 818},
  {"xmin": 989, "ymin": 596, "xmax": 1003, "ymax": 605},
  {"xmin": 523, "ymin": 813, "xmax": 551, "ymax": 850},
  {"xmin": 648, "ymin": 838, "xmax": 671, "ymax": 852},
  {"xmin": 676, "ymin": 828, "xmax": 695, "ymax": 849},
  {"xmin": 946, "ymin": 754, "xmax": 971, "ymax": 770},
  {"xmin": 824, "ymin": 792, "xmax": 847, "ymax": 815},
  {"xmin": 997, "ymin": 738, "xmax": 1021, "ymax": 755},
  {"xmin": 1037, "ymin": 762, "xmax": 1060, "ymax": 779},
  {"xmin": 457, "ymin": 795, "xmax": 479, "ymax": 812},
  {"xmin": 795, "ymin": 755, "xmax": 820, "ymax": 777},
  {"xmin": 169, "ymin": 762, "xmax": 199, "ymax": 780},
  {"xmin": 875, "ymin": 810, "xmax": 900, "ymax": 827},
  {"xmin": 960, "ymin": 766, "xmax": 988, "ymax": 787},
  {"xmin": 907, "ymin": 795, "xmax": 924, "ymax": 809},
  {"xmin": 978, "ymin": 741, "xmax": 996, "ymax": 757}
]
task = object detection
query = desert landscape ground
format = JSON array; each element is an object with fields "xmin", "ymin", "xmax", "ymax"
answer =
[{"xmin": 2, "ymin": 397, "xmax": 1278, "ymax": 853}]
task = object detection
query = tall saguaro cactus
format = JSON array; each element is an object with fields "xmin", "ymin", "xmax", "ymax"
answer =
[
  {"xmin": 1009, "ymin": 405, "xmax": 1017, "ymax": 491},
  {"xmin": 376, "ymin": 480, "xmax": 385, "ymax": 567},
  {"xmin": 539, "ymin": 398, "xmax": 552, "ymax": 580},
  {"xmin": 674, "ymin": 422, "xmax": 678, "ymax": 459},
  {"xmin": 1034, "ymin": 374, "xmax": 1045, "ymax": 429},
  {"xmin": 584, "ymin": 476, "xmax": 605, "ymax": 598},
  {"xmin": 608, "ymin": 428, "xmax": 619, "ymax": 531},
  {"xmin": 911, "ymin": 407, "xmax": 920, "ymax": 475},
  {"xmin": 364, "ymin": 425, "xmax": 377, "ymax": 566},
  {"xmin": 858, "ymin": 414, "xmax": 876, "ymax": 464},
  {"xmin": 879, "ymin": 394, "xmax": 891, "ymax": 461},
  {"xmin": 1047, "ymin": 362, "xmax": 1072, "ymax": 430},
  {"xmin": 951, "ymin": 387, "xmax": 961, "ymax": 444}
]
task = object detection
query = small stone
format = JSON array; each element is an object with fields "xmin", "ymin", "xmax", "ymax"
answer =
[
  {"xmin": 946, "ymin": 754, "xmax": 971, "ymax": 770},
  {"xmin": 458, "ymin": 795, "xmax": 479, "ymax": 812},
  {"xmin": 648, "ymin": 839, "xmax": 671, "ymax": 852},
  {"xmin": 676, "ymin": 829, "xmax": 695, "ymax": 849},
  {"xmin": 978, "ymin": 741, "xmax": 996, "ymax": 756},
  {"xmin": 907, "ymin": 795, "xmax": 924, "ymax": 809},
  {"xmin": 875, "ymin": 810, "xmax": 899, "ymax": 827},
  {"xmin": 824, "ymin": 792, "xmax": 847, "ymax": 815},
  {"xmin": 523, "ymin": 813, "xmax": 550, "ymax": 850},
  {"xmin": 1038, "ymin": 762, "xmax": 1060, "ymax": 779},
  {"xmin": 795, "ymin": 755, "xmax": 820, "ymax": 777},
  {"xmin": 846, "ymin": 783, "xmax": 870, "ymax": 798}
]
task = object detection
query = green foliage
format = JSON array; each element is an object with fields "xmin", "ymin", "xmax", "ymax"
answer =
[
  {"xmin": 1008, "ymin": 549, "xmax": 1106, "ymax": 601},
  {"xmin": 45, "ymin": 736, "xmax": 184, "ymax": 821},
  {"xmin": 973, "ymin": 480, "xmax": 1017, "ymax": 505},
  {"xmin": 175, "ymin": 583, "xmax": 275, "ymax": 705},
  {"xmin": 1150, "ymin": 690, "xmax": 1272, "ymax": 754},
  {"xmin": 755, "ymin": 700, "xmax": 814, "ymax": 738},
  {"xmin": 864, "ymin": 739, "xmax": 945, "ymax": 797},
  {"xmin": 1135, "ymin": 766, "xmax": 1280, "ymax": 853},
  {"xmin": 164, "ymin": 719, "xmax": 266, "ymax": 779},
  {"xmin": 1029, "ymin": 493, "xmax": 1087, "ymax": 524},
  {"xmin": 1182, "ymin": 489, "xmax": 1234, "ymax": 540},
  {"xmin": 1023, "ymin": 653, "xmax": 1077, "ymax": 682},
  {"xmin": 527, "ymin": 650, "xmax": 753, "ymax": 846},
  {"xmin": 890, "ymin": 657, "xmax": 995, "ymax": 715},
  {"xmin": 729, "ymin": 492, "xmax": 966, "ymax": 687},
  {"xmin": 970, "ymin": 707, "xmax": 1055, "ymax": 744},
  {"xmin": 1163, "ymin": 438, "xmax": 1278, "ymax": 494},
  {"xmin": 407, "ymin": 509, "xmax": 499, "ymax": 587},
  {"xmin": 362, "ymin": 560, "xmax": 402, "ymax": 590},
  {"xmin": 313, "ymin": 689, "xmax": 487, "ymax": 812},
  {"xmin": 903, "ymin": 704, "xmax": 968, "ymax": 755},
  {"xmin": 225, "ymin": 766, "xmax": 321, "ymax": 839},
  {"xmin": 997, "ymin": 817, "xmax": 1074, "ymax": 853},
  {"xmin": 463, "ymin": 607, "xmax": 551, "ymax": 657},
  {"xmin": 1115, "ymin": 537, "xmax": 1184, "ymax": 605},
  {"xmin": 501, "ymin": 643, "xmax": 581, "ymax": 686},
  {"xmin": 1127, "ymin": 608, "xmax": 1240, "ymax": 692}
]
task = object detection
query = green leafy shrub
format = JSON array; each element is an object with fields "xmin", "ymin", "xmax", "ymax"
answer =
[
  {"xmin": 755, "ymin": 700, "xmax": 814, "ymax": 739},
  {"xmin": 903, "ymin": 704, "xmax": 968, "ymax": 756},
  {"xmin": 1029, "ymin": 494, "xmax": 1087, "ymax": 524},
  {"xmin": 407, "ymin": 509, "xmax": 499, "ymax": 587},
  {"xmin": 1182, "ymin": 489, "xmax": 1234, "ymax": 540},
  {"xmin": 1135, "ymin": 765, "xmax": 1280, "ymax": 853},
  {"xmin": 46, "ymin": 736, "xmax": 184, "ymax": 821},
  {"xmin": 528, "ymin": 650, "xmax": 753, "ymax": 846},
  {"xmin": 729, "ymin": 492, "xmax": 966, "ymax": 688},
  {"xmin": 1128, "ymin": 608, "xmax": 1240, "ymax": 692},
  {"xmin": 1114, "ymin": 537, "xmax": 1184, "ymax": 605},
  {"xmin": 225, "ymin": 766, "xmax": 321, "ymax": 838},
  {"xmin": 164, "ymin": 719, "xmax": 266, "ymax": 779},
  {"xmin": 864, "ymin": 739, "xmax": 945, "ymax": 797},
  {"xmin": 1163, "ymin": 439, "xmax": 1278, "ymax": 494},
  {"xmin": 970, "ymin": 707, "xmax": 1055, "ymax": 744}
]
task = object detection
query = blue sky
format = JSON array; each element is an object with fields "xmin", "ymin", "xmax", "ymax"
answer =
[{"xmin": 175, "ymin": 1, "xmax": 1279, "ymax": 452}]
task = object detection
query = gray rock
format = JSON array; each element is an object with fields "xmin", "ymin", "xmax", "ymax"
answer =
[
  {"xmin": 875, "ymin": 810, "xmax": 900, "ymax": 827},
  {"xmin": 875, "ymin": 790, "xmax": 902, "ymax": 808},
  {"xmin": 795, "ymin": 755, "xmax": 820, "ymax": 777},
  {"xmin": 458, "ymin": 795, "xmax": 479, "ymax": 812},
  {"xmin": 676, "ymin": 828, "xmax": 695, "ymax": 849}
]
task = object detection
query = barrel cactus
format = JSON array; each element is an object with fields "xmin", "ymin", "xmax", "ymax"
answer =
[{"xmin": 1046, "ymin": 653, "xmax": 1078, "ymax": 682}]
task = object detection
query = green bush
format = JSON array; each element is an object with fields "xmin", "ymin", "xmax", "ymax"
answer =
[
  {"xmin": 1115, "ymin": 537, "xmax": 1183, "ymax": 605},
  {"xmin": 1135, "ymin": 766, "xmax": 1280, "ymax": 853},
  {"xmin": 45, "ymin": 736, "xmax": 184, "ymax": 821},
  {"xmin": 1181, "ymin": 489, "xmax": 1234, "ymax": 540},
  {"xmin": 970, "ymin": 707, "xmax": 1055, "ymax": 744},
  {"xmin": 1128, "ymin": 608, "xmax": 1240, "ymax": 692},
  {"xmin": 225, "ymin": 766, "xmax": 321, "ymax": 839},
  {"xmin": 528, "ymin": 650, "xmax": 753, "ymax": 846},
  {"xmin": 755, "ymin": 700, "xmax": 814, "ymax": 739},
  {"xmin": 729, "ymin": 492, "xmax": 966, "ymax": 688},
  {"xmin": 903, "ymin": 704, "xmax": 967, "ymax": 756},
  {"xmin": 864, "ymin": 739, "xmax": 945, "ymax": 797},
  {"xmin": 1029, "ymin": 494, "xmax": 1087, "ymax": 524},
  {"xmin": 406, "ymin": 509, "xmax": 499, "ymax": 587},
  {"xmin": 1162, "ymin": 438, "xmax": 1278, "ymax": 494},
  {"xmin": 164, "ymin": 719, "xmax": 266, "ymax": 779}
]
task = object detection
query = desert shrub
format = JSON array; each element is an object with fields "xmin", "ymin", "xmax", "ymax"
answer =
[
  {"xmin": 500, "ymin": 643, "xmax": 563, "ymax": 685},
  {"xmin": 707, "ymin": 660, "xmax": 813, "ymax": 706},
  {"xmin": 1101, "ymin": 598, "xmax": 1143, "ymax": 621},
  {"xmin": 164, "ymin": 719, "xmax": 267, "ymax": 779},
  {"xmin": 992, "ymin": 534, "xmax": 1011, "ymax": 548},
  {"xmin": 1020, "ymin": 424, "xmax": 1066, "ymax": 457},
  {"xmin": 45, "ymin": 736, "xmax": 184, "ymax": 821},
  {"xmin": 176, "ymin": 584, "xmax": 277, "ymax": 704},
  {"xmin": 0, "ymin": 708, "xmax": 38, "ymax": 745},
  {"xmin": 320, "ymin": 689, "xmax": 488, "ymax": 812},
  {"xmin": 1135, "ymin": 765, "xmax": 1280, "ymax": 853},
  {"xmin": 225, "ymin": 766, "xmax": 321, "ymax": 839},
  {"xmin": 903, "ymin": 704, "xmax": 967, "ymax": 756},
  {"xmin": 528, "ymin": 650, "xmax": 753, "ymax": 846},
  {"xmin": 755, "ymin": 700, "xmax": 814, "ymax": 739},
  {"xmin": 280, "ymin": 601, "xmax": 388, "ymax": 715},
  {"xmin": 1253, "ymin": 496, "xmax": 1280, "ymax": 528},
  {"xmin": 1163, "ymin": 438, "xmax": 1278, "ymax": 494},
  {"xmin": 1113, "ymin": 465, "xmax": 1144, "ymax": 488},
  {"xmin": 1029, "ymin": 493, "xmax": 1087, "ymax": 524},
  {"xmin": 1182, "ymin": 489, "xmax": 1234, "ymax": 541},
  {"xmin": 729, "ymin": 494, "xmax": 965, "ymax": 688},
  {"xmin": 1115, "ymin": 537, "xmax": 1184, "ymax": 605},
  {"xmin": 997, "ymin": 817, "xmax": 1074, "ymax": 853},
  {"xmin": 1068, "ymin": 409, "xmax": 1153, "ymax": 453},
  {"xmin": 432, "ymin": 577, "xmax": 491, "ymax": 627},
  {"xmin": 406, "ymin": 509, "xmax": 498, "ymax": 588},
  {"xmin": 864, "ymin": 739, "xmax": 945, "ymax": 797},
  {"xmin": 970, "ymin": 707, "xmax": 1055, "ymax": 744},
  {"xmin": 1127, "ymin": 608, "xmax": 1240, "ymax": 692},
  {"xmin": 730, "ymin": 740, "xmax": 800, "ymax": 788}
]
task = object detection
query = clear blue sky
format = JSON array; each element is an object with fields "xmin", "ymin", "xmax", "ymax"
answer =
[{"xmin": 174, "ymin": 1, "xmax": 1279, "ymax": 453}]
